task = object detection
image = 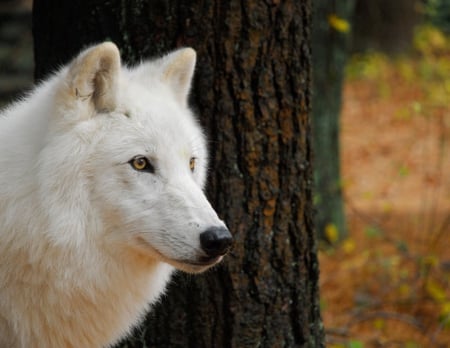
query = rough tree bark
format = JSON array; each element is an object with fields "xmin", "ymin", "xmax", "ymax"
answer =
[
  {"xmin": 312, "ymin": 0, "xmax": 355, "ymax": 242},
  {"xmin": 33, "ymin": 1, "xmax": 324, "ymax": 347}
]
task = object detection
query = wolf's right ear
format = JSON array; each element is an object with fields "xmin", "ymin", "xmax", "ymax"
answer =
[{"xmin": 61, "ymin": 42, "xmax": 121, "ymax": 114}]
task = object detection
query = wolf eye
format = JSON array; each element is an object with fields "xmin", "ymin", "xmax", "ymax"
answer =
[
  {"xmin": 129, "ymin": 156, "xmax": 155, "ymax": 173},
  {"xmin": 189, "ymin": 157, "xmax": 196, "ymax": 172}
]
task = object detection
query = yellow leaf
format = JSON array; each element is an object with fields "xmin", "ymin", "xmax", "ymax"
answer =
[
  {"xmin": 426, "ymin": 280, "xmax": 447, "ymax": 303},
  {"xmin": 398, "ymin": 284, "xmax": 411, "ymax": 298},
  {"xmin": 328, "ymin": 14, "xmax": 350, "ymax": 33},
  {"xmin": 373, "ymin": 318, "xmax": 385, "ymax": 330},
  {"xmin": 325, "ymin": 223, "xmax": 339, "ymax": 243},
  {"xmin": 362, "ymin": 191, "xmax": 373, "ymax": 200},
  {"xmin": 441, "ymin": 301, "xmax": 450, "ymax": 317},
  {"xmin": 382, "ymin": 202, "xmax": 393, "ymax": 213},
  {"xmin": 423, "ymin": 255, "xmax": 438, "ymax": 268},
  {"xmin": 342, "ymin": 238, "xmax": 356, "ymax": 254}
]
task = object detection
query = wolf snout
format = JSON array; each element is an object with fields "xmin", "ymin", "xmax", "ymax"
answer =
[{"xmin": 200, "ymin": 226, "xmax": 233, "ymax": 257}]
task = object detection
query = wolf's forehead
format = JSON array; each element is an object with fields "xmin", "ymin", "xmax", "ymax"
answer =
[
  {"xmin": 126, "ymin": 107, "xmax": 196, "ymax": 140},
  {"xmin": 110, "ymin": 109, "xmax": 202, "ymax": 156},
  {"xmin": 116, "ymin": 78, "xmax": 203, "ymax": 149},
  {"xmin": 122, "ymin": 82, "xmax": 183, "ymax": 119}
]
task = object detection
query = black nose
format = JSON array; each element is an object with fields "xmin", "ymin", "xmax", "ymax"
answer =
[{"xmin": 200, "ymin": 226, "xmax": 233, "ymax": 257}]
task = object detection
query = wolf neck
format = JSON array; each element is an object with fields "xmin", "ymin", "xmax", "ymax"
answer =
[
  {"xmin": 44, "ymin": 246, "xmax": 173, "ymax": 347},
  {"xmin": 4, "ymin": 208, "xmax": 174, "ymax": 346}
]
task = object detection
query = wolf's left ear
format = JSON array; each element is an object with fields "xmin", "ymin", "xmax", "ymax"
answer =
[
  {"xmin": 160, "ymin": 48, "xmax": 196, "ymax": 107},
  {"xmin": 65, "ymin": 42, "xmax": 120, "ymax": 113}
]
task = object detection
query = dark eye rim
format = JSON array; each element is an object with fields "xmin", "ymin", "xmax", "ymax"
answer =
[{"xmin": 128, "ymin": 155, "xmax": 155, "ymax": 173}]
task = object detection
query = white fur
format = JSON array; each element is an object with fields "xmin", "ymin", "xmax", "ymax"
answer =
[{"xmin": 0, "ymin": 42, "xmax": 227, "ymax": 347}]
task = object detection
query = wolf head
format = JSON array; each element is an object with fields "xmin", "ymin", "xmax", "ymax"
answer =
[{"xmin": 39, "ymin": 43, "xmax": 232, "ymax": 273}]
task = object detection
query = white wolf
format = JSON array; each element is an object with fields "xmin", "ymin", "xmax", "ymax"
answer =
[{"xmin": 0, "ymin": 42, "xmax": 232, "ymax": 347}]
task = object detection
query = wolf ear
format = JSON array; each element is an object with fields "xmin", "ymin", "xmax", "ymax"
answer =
[
  {"xmin": 65, "ymin": 42, "xmax": 120, "ymax": 113},
  {"xmin": 160, "ymin": 48, "xmax": 196, "ymax": 107}
]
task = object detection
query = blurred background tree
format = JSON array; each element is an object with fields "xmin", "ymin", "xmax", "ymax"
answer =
[
  {"xmin": 351, "ymin": 0, "xmax": 421, "ymax": 54},
  {"xmin": 425, "ymin": 0, "xmax": 450, "ymax": 33},
  {"xmin": 0, "ymin": 0, "xmax": 33, "ymax": 104},
  {"xmin": 311, "ymin": 0, "xmax": 439, "ymax": 243},
  {"xmin": 312, "ymin": 0, "xmax": 355, "ymax": 243}
]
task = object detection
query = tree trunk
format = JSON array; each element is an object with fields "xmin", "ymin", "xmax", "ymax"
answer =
[
  {"xmin": 312, "ymin": 0, "xmax": 355, "ymax": 242},
  {"xmin": 351, "ymin": 0, "xmax": 421, "ymax": 54},
  {"xmin": 33, "ymin": 1, "xmax": 324, "ymax": 347}
]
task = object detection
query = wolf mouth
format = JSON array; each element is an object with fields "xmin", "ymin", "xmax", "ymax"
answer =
[
  {"xmin": 183, "ymin": 255, "xmax": 223, "ymax": 266},
  {"xmin": 136, "ymin": 236, "xmax": 221, "ymax": 269}
]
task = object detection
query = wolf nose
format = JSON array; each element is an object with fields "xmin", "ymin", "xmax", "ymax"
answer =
[{"xmin": 200, "ymin": 226, "xmax": 233, "ymax": 257}]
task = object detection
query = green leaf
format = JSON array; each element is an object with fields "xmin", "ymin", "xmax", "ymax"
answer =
[
  {"xmin": 398, "ymin": 165, "xmax": 410, "ymax": 177},
  {"xmin": 348, "ymin": 340, "xmax": 364, "ymax": 348},
  {"xmin": 364, "ymin": 225, "xmax": 382, "ymax": 238},
  {"xmin": 396, "ymin": 240, "xmax": 409, "ymax": 253},
  {"xmin": 405, "ymin": 341, "xmax": 420, "ymax": 348}
]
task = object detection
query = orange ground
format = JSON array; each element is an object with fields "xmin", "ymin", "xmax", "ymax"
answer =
[{"xmin": 320, "ymin": 56, "xmax": 450, "ymax": 347}]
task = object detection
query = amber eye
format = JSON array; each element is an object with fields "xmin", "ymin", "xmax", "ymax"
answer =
[
  {"xmin": 189, "ymin": 157, "xmax": 196, "ymax": 172},
  {"xmin": 129, "ymin": 156, "xmax": 154, "ymax": 173}
]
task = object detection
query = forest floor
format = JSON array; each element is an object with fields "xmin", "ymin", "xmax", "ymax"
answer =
[{"xmin": 320, "ymin": 26, "xmax": 450, "ymax": 348}]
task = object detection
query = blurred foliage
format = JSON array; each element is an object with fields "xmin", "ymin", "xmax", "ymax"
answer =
[
  {"xmin": 346, "ymin": 25, "xmax": 450, "ymax": 111},
  {"xmin": 426, "ymin": 0, "xmax": 450, "ymax": 33},
  {"xmin": 329, "ymin": 340, "xmax": 364, "ymax": 348},
  {"xmin": 324, "ymin": 229, "xmax": 450, "ymax": 345},
  {"xmin": 322, "ymin": 24, "xmax": 450, "ymax": 347}
]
